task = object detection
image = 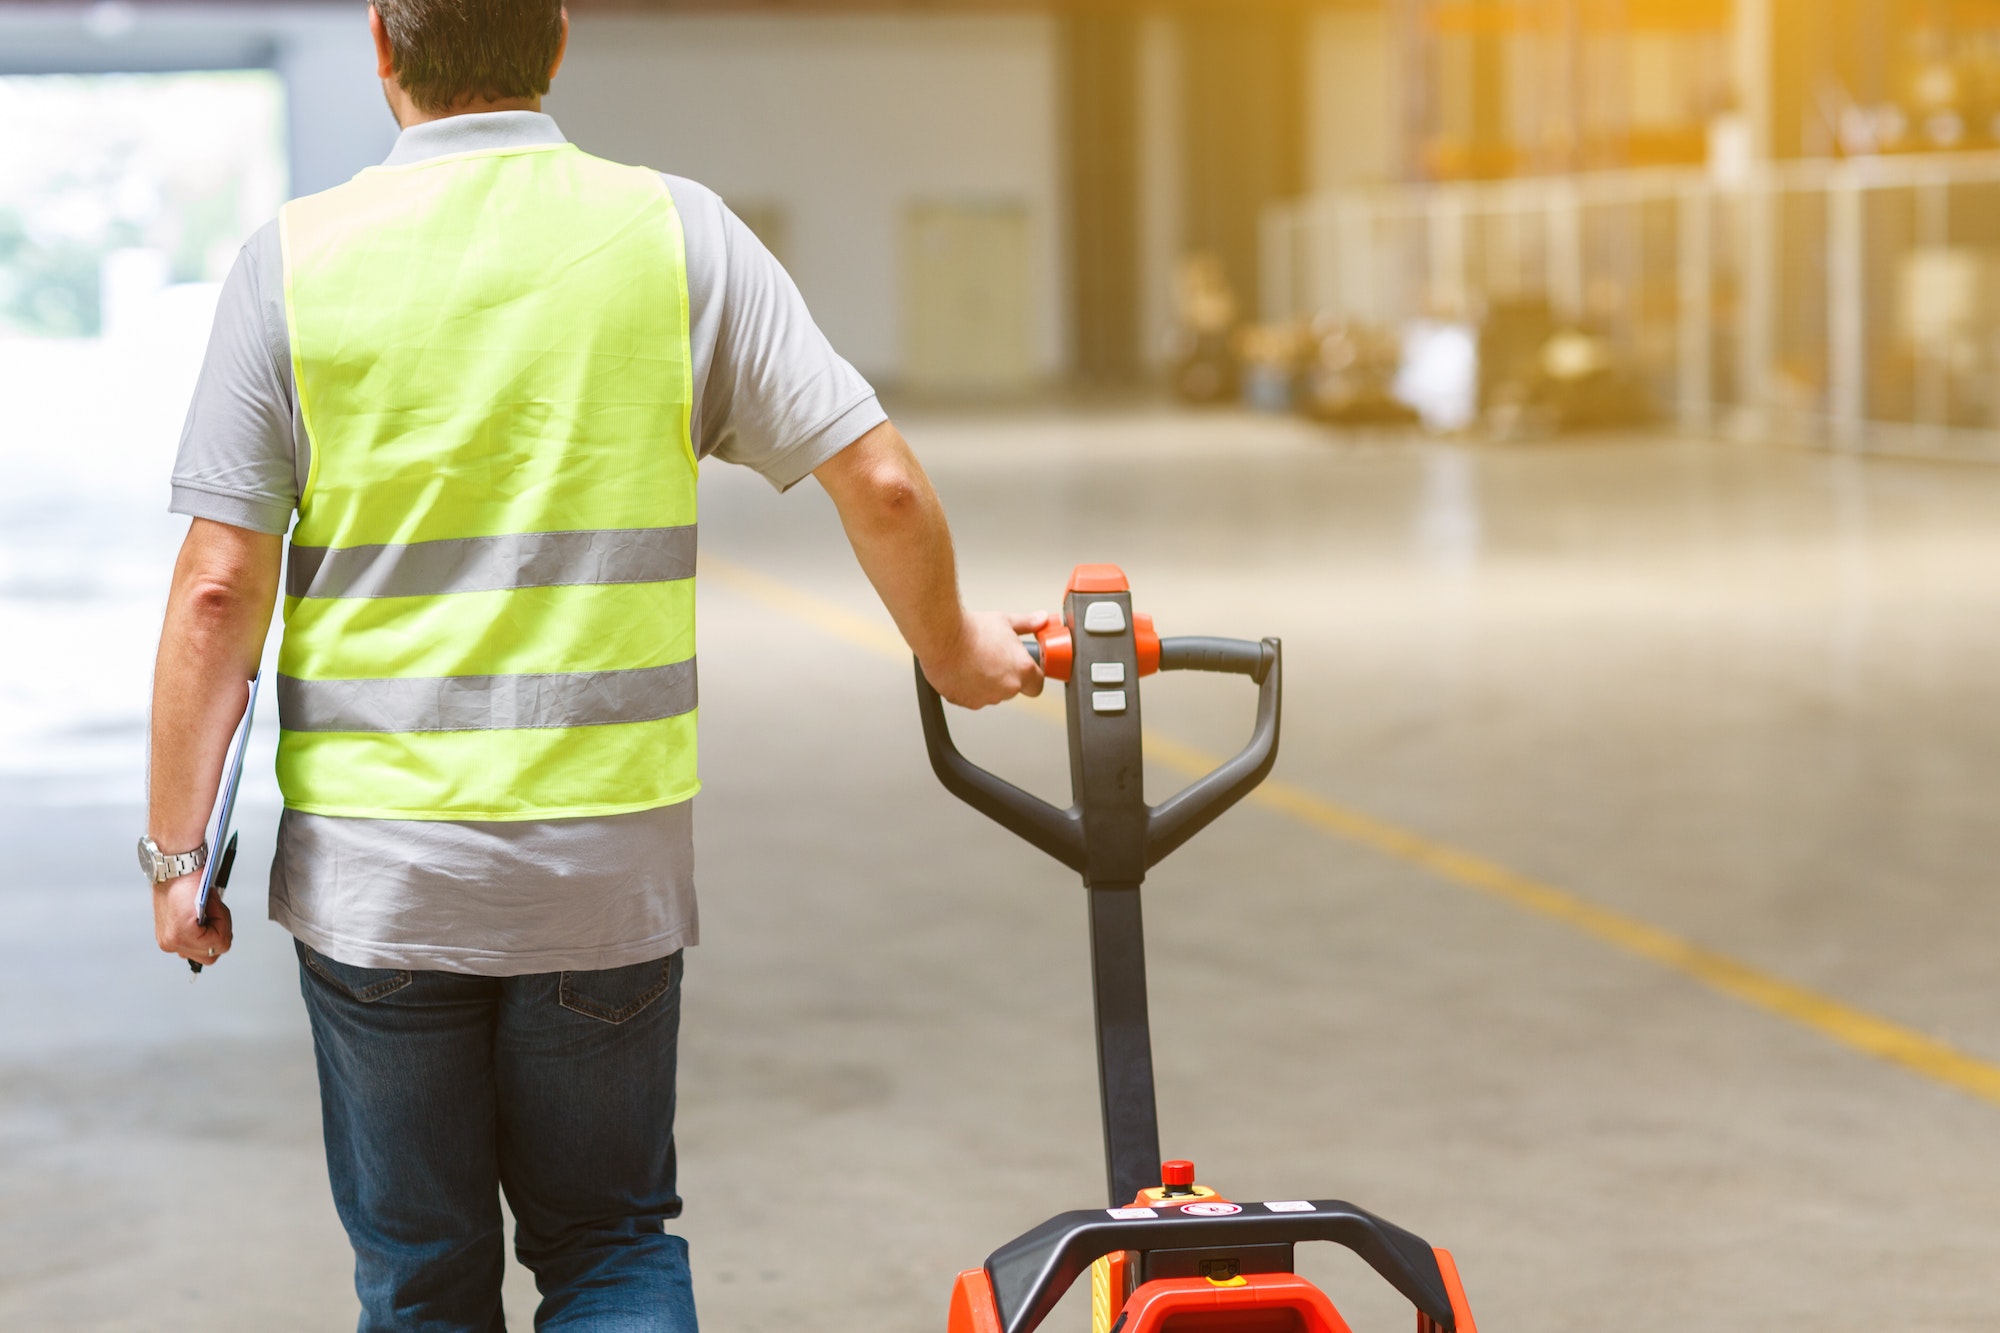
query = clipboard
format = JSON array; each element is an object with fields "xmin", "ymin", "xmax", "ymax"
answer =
[{"xmin": 190, "ymin": 672, "xmax": 260, "ymax": 974}]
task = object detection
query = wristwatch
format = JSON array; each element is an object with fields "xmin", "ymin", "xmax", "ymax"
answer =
[{"xmin": 138, "ymin": 835, "xmax": 208, "ymax": 884}]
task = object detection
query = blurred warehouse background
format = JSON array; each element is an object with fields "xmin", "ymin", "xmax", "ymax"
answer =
[
  {"xmin": 11, "ymin": 1, "xmax": 2000, "ymax": 455},
  {"xmin": 10, "ymin": 0, "xmax": 2000, "ymax": 882}
]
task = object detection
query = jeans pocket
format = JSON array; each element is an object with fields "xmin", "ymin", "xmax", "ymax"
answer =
[
  {"xmin": 559, "ymin": 951, "xmax": 680, "ymax": 1024},
  {"xmin": 299, "ymin": 943, "xmax": 416, "ymax": 1003}
]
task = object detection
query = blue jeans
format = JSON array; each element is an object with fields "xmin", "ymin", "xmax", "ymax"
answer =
[{"xmin": 297, "ymin": 942, "xmax": 697, "ymax": 1333}]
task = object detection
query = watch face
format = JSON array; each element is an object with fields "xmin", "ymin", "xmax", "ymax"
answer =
[{"xmin": 136, "ymin": 836, "xmax": 155, "ymax": 876}]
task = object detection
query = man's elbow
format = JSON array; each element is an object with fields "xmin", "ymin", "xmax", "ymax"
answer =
[
  {"xmin": 171, "ymin": 526, "xmax": 280, "ymax": 633},
  {"xmin": 836, "ymin": 459, "xmax": 927, "ymax": 532},
  {"xmin": 180, "ymin": 573, "xmax": 261, "ymax": 630},
  {"xmin": 865, "ymin": 468, "xmax": 923, "ymax": 521},
  {"xmin": 818, "ymin": 424, "xmax": 938, "ymax": 532}
]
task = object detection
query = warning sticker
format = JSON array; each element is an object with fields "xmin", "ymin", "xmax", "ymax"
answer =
[
  {"xmin": 1107, "ymin": 1207, "xmax": 1158, "ymax": 1220},
  {"xmin": 1179, "ymin": 1202, "xmax": 1242, "ymax": 1217},
  {"xmin": 1264, "ymin": 1201, "xmax": 1315, "ymax": 1213}
]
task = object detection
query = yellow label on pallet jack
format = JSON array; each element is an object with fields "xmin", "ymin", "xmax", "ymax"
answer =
[{"xmin": 1090, "ymin": 1255, "xmax": 1115, "ymax": 1333}]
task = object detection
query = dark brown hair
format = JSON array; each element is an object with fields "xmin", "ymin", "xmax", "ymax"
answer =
[{"xmin": 373, "ymin": 0, "xmax": 564, "ymax": 114}]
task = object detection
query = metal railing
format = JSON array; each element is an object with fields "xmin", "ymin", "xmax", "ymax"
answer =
[{"xmin": 1261, "ymin": 153, "xmax": 2000, "ymax": 460}]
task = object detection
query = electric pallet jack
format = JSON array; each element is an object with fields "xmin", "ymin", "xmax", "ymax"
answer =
[{"xmin": 915, "ymin": 565, "xmax": 1479, "ymax": 1333}]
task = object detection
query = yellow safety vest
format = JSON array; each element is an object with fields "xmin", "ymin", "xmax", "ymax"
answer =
[{"xmin": 275, "ymin": 142, "xmax": 698, "ymax": 821}]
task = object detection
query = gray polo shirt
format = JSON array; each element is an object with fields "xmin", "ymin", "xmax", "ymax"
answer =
[{"xmin": 171, "ymin": 112, "xmax": 886, "ymax": 975}]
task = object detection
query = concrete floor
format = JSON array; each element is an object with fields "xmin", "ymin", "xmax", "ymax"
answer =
[{"xmin": 5, "ymin": 410, "xmax": 1998, "ymax": 1331}]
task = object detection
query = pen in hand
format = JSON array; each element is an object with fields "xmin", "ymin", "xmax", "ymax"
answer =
[{"xmin": 189, "ymin": 831, "xmax": 238, "ymax": 976}]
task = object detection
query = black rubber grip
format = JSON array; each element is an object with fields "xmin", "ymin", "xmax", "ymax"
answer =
[{"xmin": 1157, "ymin": 636, "xmax": 1273, "ymax": 683}]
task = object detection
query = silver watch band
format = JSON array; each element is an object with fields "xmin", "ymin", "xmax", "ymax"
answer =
[{"xmin": 138, "ymin": 835, "xmax": 209, "ymax": 884}]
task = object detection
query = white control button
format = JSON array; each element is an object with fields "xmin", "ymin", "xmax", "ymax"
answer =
[
  {"xmin": 1091, "ymin": 690, "xmax": 1127, "ymax": 714},
  {"xmin": 1091, "ymin": 662, "xmax": 1127, "ymax": 686},
  {"xmin": 1082, "ymin": 601, "xmax": 1127, "ymax": 634}
]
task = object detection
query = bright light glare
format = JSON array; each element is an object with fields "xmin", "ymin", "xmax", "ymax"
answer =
[
  {"xmin": 0, "ymin": 72, "xmax": 289, "ymax": 805},
  {"xmin": 0, "ymin": 71, "xmax": 285, "ymax": 338}
]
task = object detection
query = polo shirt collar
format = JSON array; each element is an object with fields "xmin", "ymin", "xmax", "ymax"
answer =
[{"xmin": 382, "ymin": 111, "xmax": 568, "ymax": 167}]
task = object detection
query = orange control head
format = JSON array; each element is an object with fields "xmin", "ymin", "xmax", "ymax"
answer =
[
  {"xmin": 1048, "ymin": 565, "xmax": 1161, "ymax": 680},
  {"xmin": 1067, "ymin": 563, "xmax": 1130, "ymax": 594}
]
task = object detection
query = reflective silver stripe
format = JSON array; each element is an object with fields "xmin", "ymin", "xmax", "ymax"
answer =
[
  {"xmin": 278, "ymin": 659, "xmax": 696, "ymax": 733},
  {"xmin": 287, "ymin": 526, "xmax": 696, "ymax": 600}
]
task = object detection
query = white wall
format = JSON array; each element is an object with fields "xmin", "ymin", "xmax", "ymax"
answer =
[
  {"xmin": 549, "ymin": 12, "xmax": 1065, "ymax": 386},
  {"xmin": 271, "ymin": 8, "xmax": 400, "ymax": 197},
  {"xmin": 1306, "ymin": 8, "xmax": 1396, "ymax": 193}
]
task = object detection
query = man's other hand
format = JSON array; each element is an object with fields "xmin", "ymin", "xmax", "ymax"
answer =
[
  {"xmin": 154, "ymin": 873, "xmax": 234, "ymax": 967},
  {"xmin": 923, "ymin": 609, "xmax": 1048, "ymax": 709}
]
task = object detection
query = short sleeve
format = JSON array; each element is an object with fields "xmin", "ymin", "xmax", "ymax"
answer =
[
  {"xmin": 169, "ymin": 223, "xmax": 299, "ymax": 535},
  {"xmin": 671, "ymin": 176, "xmax": 886, "ymax": 491}
]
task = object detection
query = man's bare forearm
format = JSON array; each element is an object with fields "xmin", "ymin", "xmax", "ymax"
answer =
[
  {"xmin": 815, "ymin": 421, "xmax": 1042, "ymax": 709},
  {"xmin": 815, "ymin": 422, "xmax": 967, "ymax": 664},
  {"xmin": 149, "ymin": 520, "xmax": 282, "ymax": 851}
]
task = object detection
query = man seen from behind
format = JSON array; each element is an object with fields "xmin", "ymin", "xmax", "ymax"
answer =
[{"xmin": 143, "ymin": 2, "xmax": 1043, "ymax": 1327}]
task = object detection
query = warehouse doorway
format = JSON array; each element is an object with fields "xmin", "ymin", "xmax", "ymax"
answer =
[{"xmin": 901, "ymin": 198, "xmax": 1034, "ymax": 396}]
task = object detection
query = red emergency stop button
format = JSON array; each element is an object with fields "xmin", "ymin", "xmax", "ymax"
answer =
[{"xmin": 1161, "ymin": 1159, "xmax": 1196, "ymax": 1191}]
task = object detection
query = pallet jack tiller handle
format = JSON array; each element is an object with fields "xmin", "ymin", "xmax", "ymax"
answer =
[
  {"xmin": 914, "ymin": 566, "xmax": 1282, "ymax": 1206},
  {"xmin": 914, "ymin": 632, "xmax": 1281, "ymax": 879},
  {"xmin": 919, "ymin": 571, "xmax": 1478, "ymax": 1333}
]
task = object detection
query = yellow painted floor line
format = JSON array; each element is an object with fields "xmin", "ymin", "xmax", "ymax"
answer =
[{"xmin": 701, "ymin": 557, "xmax": 2000, "ymax": 1110}]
